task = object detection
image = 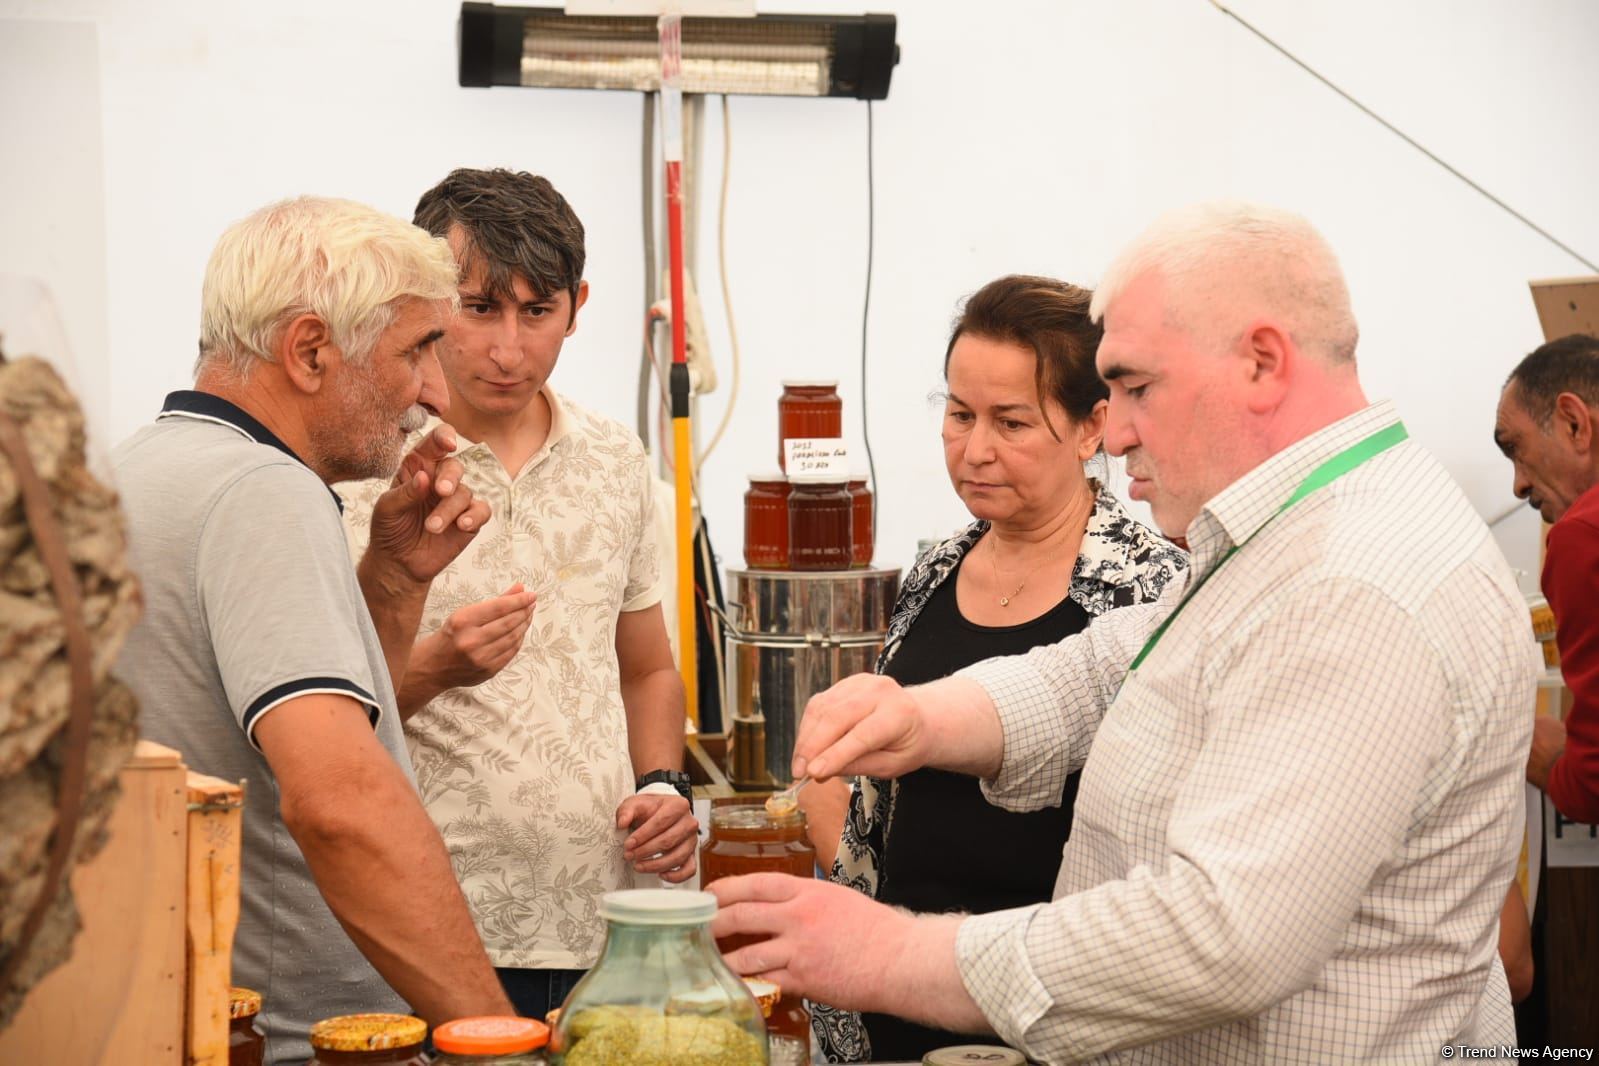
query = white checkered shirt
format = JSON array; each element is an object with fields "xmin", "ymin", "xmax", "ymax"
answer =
[{"xmin": 955, "ymin": 401, "xmax": 1539, "ymax": 1064}]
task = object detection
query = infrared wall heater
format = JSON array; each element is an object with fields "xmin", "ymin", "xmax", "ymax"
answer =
[{"xmin": 458, "ymin": 3, "xmax": 898, "ymax": 100}]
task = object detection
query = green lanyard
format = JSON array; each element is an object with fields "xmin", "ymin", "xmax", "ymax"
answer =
[{"xmin": 1127, "ymin": 422, "xmax": 1409, "ymax": 673}]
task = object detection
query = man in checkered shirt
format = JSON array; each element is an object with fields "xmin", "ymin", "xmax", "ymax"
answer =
[{"xmin": 709, "ymin": 202, "xmax": 1539, "ymax": 1064}]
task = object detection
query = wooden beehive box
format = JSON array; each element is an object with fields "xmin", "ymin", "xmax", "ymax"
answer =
[{"xmin": 0, "ymin": 741, "xmax": 244, "ymax": 1065}]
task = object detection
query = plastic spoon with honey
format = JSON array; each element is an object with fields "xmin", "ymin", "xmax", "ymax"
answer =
[{"xmin": 764, "ymin": 776, "xmax": 812, "ymax": 817}]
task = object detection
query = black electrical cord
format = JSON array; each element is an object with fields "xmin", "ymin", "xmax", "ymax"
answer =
[
  {"xmin": 860, "ymin": 100, "xmax": 879, "ymax": 550},
  {"xmin": 1210, "ymin": 1, "xmax": 1598, "ymax": 274}
]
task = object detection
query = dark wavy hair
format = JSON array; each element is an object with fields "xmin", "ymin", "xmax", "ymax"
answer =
[
  {"xmin": 413, "ymin": 168, "xmax": 585, "ymax": 313},
  {"xmin": 944, "ymin": 274, "xmax": 1107, "ymax": 440},
  {"xmin": 1506, "ymin": 333, "xmax": 1599, "ymax": 426}
]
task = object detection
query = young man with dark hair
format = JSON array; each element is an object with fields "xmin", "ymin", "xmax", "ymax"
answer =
[
  {"xmin": 341, "ymin": 169, "xmax": 695, "ymax": 1019},
  {"xmin": 1495, "ymin": 331, "xmax": 1599, "ymax": 824}
]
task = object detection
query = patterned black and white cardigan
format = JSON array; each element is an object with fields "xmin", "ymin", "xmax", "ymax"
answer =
[{"xmin": 812, "ymin": 483, "xmax": 1188, "ymax": 1063}]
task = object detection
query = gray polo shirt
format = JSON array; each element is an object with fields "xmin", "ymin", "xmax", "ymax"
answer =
[{"xmin": 113, "ymin": 391, "xmax": 412, "ymax": 1066}]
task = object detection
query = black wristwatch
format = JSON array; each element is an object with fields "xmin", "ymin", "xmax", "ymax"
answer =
[{"xmin": 637, "ymin": 769, "xmax": 692, "ymax": 804}]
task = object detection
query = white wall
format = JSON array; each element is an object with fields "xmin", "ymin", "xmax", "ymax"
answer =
[
  {"xmin": 4, "ymin": 0, "xmax": 1598, "ymax": 589},
  {"xmin": 0, "ymin": 18, "xmax": 109, "ymax": 442}
]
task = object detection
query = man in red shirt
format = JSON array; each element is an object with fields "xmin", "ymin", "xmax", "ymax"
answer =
[{"xmin": 1494, "ymin": 332, "xmax": 1599, "ymax": 824}]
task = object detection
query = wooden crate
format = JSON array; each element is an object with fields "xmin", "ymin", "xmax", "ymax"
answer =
[
  {"xmin": 183, "ymin": 773, "xmax": 243, "ymax": 1066},
  {"xmin": 0, "ymin": 742, "xmax": 244, "ymax": 1066}
]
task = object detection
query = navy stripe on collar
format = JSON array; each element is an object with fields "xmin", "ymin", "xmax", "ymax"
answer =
[{"xmin": 159, "ymin": 390, "xmax": 344, "ymax": 512}]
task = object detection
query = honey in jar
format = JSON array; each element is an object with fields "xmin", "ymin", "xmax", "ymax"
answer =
[
  {"xmin": 787, "ymin": 474, "xmax": 852, "ymax": 571},
  {"xmin": 227, "ymin": 987, "xmax": 265, "ymax": 1066},
  {"xmin": 743, "ymin": 473, "xmax": 790, "ymax": 569},
  {"xmin": 777, "ymin": 380, "xmax": 842, "ymax": 471},
  {"xmin": 700, "ymin": 803, "xmax": 816, "ymax": 955},
  {"xmin": 306, "ymin": 1013, "xmax": 429, "ymax": 1065},
  {"xmin": 744, "ymin": 978, "xmax": 811, "ymax": 1066},
  {"xmin": 847, "ymin": 475, "xmax": 873, "ymax": 567},
  {"xmin": 703, "ymin": 808, "xmax": 815, "ymax": 1066}
]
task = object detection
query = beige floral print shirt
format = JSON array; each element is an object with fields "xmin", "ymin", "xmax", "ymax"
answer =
[{"xmin": 340, "ymin": 388, "xmax": 662, "ymax": 968}]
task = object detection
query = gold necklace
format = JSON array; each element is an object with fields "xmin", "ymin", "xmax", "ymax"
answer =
[
  {"xmin": 986, "ymin": 489, "xmax": 1095, "ymax": 607},
  {"xmin": 988, "ymin": 539, "xmax": 1037, "ymax": 607}
]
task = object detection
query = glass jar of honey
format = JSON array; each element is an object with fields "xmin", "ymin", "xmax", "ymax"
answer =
[
  {"xmin": 699, "ymin": 804, "xmax": 817, "ymax": 955},
  {"xmin": 765, "ymin": 997, "xmax": 810, "ymax": 1066},
  {"xmin": 434, "ymin": 1015, "xmax": 550, "ymax": 1064},
  {"xmin": 777, "ymin": 381, "xmax": 842, "ymax": 471},
  {"xmin": 743, "ymin": 474, "xmax": 790, "ymax": 570},
  {"xmin": 846, "ymin": 476, "xmax": 873, "ymax": 568},
  {"xmin": 701, "ymin": 807, "xmax": 815, "ymax": 1066},
  {"xmin": 228, "ymin": 987, "xmax": 265, "ymax": 1066},
  {"xmin": 306, "ymin": 1014, "xmax": 429, "ymax": 1065},
  {"xmin": 787, "ymin": 474, "xmax": 851, "ymax": 571},
  {"xmin": 743, "ymin": 979, "xmax": 810, "ymax": 1066}
]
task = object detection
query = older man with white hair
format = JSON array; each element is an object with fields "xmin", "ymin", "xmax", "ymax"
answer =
[
  {"xmin": 114, "ymin": 197, "xmax": 513, "ymax": 1064},
  {"xmin": 710, "ymin": 202, "xmax": 1538, "ymax": 1063}
]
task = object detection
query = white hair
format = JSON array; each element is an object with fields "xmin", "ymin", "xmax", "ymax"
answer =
[
  {"xmin": 196, "ymin": 196, "xmax": 458, "ymax": 378},
  {"xmin": 1089, "ymin": 201, "xmax": 1359, "ymax": 364}
]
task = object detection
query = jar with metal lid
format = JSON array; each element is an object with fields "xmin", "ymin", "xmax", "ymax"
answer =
[
  {"xmin": 550, "ymin": 889, "xmax": 766, "ymax": 1065},
  {"xmin": 743, "ymin": 474, "xmax": 790, "ymax": 570},
  {"xmin": 777, "ymin": 380, "xmax": 842, "ymax": 471},
  {"xmin": 787, "ymin": 474, "xmax": 851, "ymax": 571},
  {"xmin": 846, "ymin": 476, "xmax": 873, "ymax": 567},
  {"xmin": 434, "ymin": 1015, "xmax": 550, "ymax": 1064},
  {"xmin": 306, "ymin": 1013, "xmax": 429, "ymax": 1065},
  {"xmin": 923, "ymin": 1046, "xmax": 1027, "ymax": 1065},
  {"xmin": 228, "ymin": 987, "xmax": 265, "ymax": 1066}
]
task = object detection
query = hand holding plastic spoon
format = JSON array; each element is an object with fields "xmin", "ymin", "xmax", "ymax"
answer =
[{"xmin": 765, "ymin": 776, "xmax": 812, "ymax": 817}]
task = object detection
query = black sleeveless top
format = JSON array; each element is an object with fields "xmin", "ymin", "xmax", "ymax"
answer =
[{"xmin": 860, "ymin": 555, "xmax": 1091, "ymax": 1061}]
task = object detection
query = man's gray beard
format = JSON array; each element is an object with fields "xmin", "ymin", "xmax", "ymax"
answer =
[
  {"xmin": 365, "ymin": 406, "xmax": 431, "ymax": 481},
  {"xmin": 315, "ymin": 415, "xmax": 417, "ymax": 484},
  {"xmin": 399, "ymin": 404, "xmax": 429, "ymax": 433}
]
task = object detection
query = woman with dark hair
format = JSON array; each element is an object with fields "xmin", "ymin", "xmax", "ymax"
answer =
[{"xmin": 809, "ymin": 275, "xmax": 1188, "ymax": 1063}]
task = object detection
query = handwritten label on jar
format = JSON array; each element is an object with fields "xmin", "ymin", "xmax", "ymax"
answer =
[{"xmin": 784, "ymin": 438, "xmax": 850, "ymax": 476}]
